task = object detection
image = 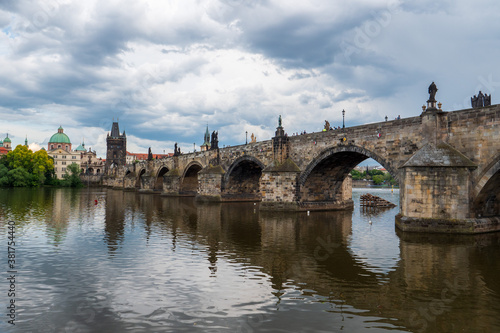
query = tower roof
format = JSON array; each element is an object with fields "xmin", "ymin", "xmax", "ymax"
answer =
[
  {"xmin": 3, "ymin": 134, "xmax": 11, "ymax": 143},
  {"xmin": 110, "ymin": 121, "xmax": 124, "ymax": 138},
  {"xmin": 202, "ymin": 125, "xmax": 211, "ymax": 146}
]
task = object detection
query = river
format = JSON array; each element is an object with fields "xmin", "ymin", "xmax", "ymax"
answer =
[{"xmin": 0, "ymin": 187, "xmax": 499, "ymax": 332}]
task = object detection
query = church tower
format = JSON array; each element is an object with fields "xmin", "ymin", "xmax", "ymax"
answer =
[{"xmin": 106, "ymin": 121, "xmax": 127, "ymax": 170}]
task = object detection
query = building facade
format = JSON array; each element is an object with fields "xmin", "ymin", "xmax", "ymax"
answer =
[
  {"xmin": 47, "ymin": 126, "xmax": 81, "ymax": 179},
  {"xmin": 77, "ymin": 142, "xmax": 105, "ymax": 175}
]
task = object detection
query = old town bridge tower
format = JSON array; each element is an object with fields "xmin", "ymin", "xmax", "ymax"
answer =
[{"xmin": 106, "ymin": 121, "xmax": 127, "ymax": 171}]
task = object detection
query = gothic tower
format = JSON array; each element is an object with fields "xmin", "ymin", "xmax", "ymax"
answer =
[{"xmin": 106, "ymin": 121, "xmax": 127, "ymax": 170}]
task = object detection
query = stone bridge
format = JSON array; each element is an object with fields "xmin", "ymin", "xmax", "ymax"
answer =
[{"xmin": 104, "ymin": 103, "xmax": 500, "ymax": 233}]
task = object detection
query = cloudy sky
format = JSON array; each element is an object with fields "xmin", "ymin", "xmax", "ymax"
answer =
[{"xmin": 1, "ymin": 0, "xmax": 500, "ymax": 157}]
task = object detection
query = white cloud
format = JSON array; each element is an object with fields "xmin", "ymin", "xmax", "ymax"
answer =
[{"xmin": 0, "ymin": 0, "xmax": 499, "ymax": 158}]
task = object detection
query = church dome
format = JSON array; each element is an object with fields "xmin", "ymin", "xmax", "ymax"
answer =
[
  {"xmin": 3, "ymin": 135, "xmax": 11, "ymax": 143},
  {"xmin": 75, "ymin": 142, "xmax": 86, "ymax": 151},
  {"xmin": 49, "ymin": 126, "xmax": 71, "ymax": 144}
]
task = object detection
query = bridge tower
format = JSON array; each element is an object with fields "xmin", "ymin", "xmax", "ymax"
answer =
[{"xmin": 106, "ymin": 121, "xmax": 127, "ymax": 172}]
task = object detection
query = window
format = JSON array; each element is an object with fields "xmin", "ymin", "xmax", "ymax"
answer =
[
  {"xmin": 54, "ymin": 167, "xmax": 57, "ymax": 171},
  {"xmin": 62, "ymin": 161, "xmax": 66, "ymax": 165},
  {"xmin": 62, "ymin": 167, "xmax": 66, "ymax": 172},
  {"xmin": 72, "ymin": 156, "xmax": 76, "ymax": 159},
  {"xmin": 58, "ymin": 145, "xmax": 61, "ymax": 148},
  {"xmin": 54, "ymin": 161, "xmax": 57, "ymax": 165},
  {"xmin": 51, "ymin": 145, "xmax": 54, "ymax": 149},
  {"xmin": 65, "ymin": 145, "xmax": 69, "ymax": 151},
  {"xmin": 62, "ymin": 155, "xmax": 66, "ymax": 159}
]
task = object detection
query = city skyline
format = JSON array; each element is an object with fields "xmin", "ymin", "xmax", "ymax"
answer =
[{"xmin": 1, "ymin": 1, "xmax": 500, "ymax": 158}]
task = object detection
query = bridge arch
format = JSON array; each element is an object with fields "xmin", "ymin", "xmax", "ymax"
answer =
[
  {"xmin": 223, "ymin": 156, "xmax": 265, "ymax": 201},
  {"xmin": 299, "ymin": 144, "xmax": 399, "ymax": 204},
  {"xmin": 472, "ymin": 153, "xmax": 500, "ymax": 217},
  {"xmin": 135, "ymin": 168, "xmax": 146, "ymax": 189},
  {"xmin": 300, "ymin": 144, "xmax": 399, "ymax": 186},
  {"xmin": 154, "ymin": 166, "xmax": 170, "ymax": 191},
  {"xmin": 180, "ymin": 161, "xmax": 203, "ymax": 196}
]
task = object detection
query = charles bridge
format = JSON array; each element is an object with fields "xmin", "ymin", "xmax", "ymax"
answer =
[{"xmin": 103, "ymin": 92, "xmax": 500, "ymax": 234}]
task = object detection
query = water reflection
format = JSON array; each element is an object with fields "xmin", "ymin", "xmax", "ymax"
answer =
[{"xmin": 0, "ymin": 188, "xmax": 499, "ymax": 332}]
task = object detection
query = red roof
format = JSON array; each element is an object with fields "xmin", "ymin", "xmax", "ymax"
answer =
[
  {"xmin": 126, "ymin": 151, "xmax": 173, "ymax": 160},
  {"xmin": 0, "ymin": 147, "xmax": 9, "ymax": 155}
]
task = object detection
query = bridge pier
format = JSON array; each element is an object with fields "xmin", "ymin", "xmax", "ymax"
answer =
[
  {"xmin": 196, "ymin": 165, "xmax": 224, "ymax": 202},
  {"xmin": 260, "ymin": 158, "xmax": 301, "ymax": 211},
  {"xmin": 161, "ymin": 169, "xmax": 181, "ymax": 196},
  {"xmin": 396, "ymin": 141, "xmax": 500, "ymax": 233},
  {"xmin": 123, "ymin": 174, "xmax": 136, "ymax": 191}
]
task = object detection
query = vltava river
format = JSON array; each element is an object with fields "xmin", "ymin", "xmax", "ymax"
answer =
[{"xmin": 0, "ymin": 187, "xmax": 499, "ymax": 332}]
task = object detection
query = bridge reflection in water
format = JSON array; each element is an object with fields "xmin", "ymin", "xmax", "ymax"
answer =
[{"xmin": 3, "ymin": 187, "xmax": 499, "ymax": 332}]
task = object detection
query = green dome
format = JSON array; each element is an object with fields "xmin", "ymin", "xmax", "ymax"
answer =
[
  {"xmin": 75, "ymin": 143, "xmax": 86, "ymax": 151},
  {"xmin": 49, "ymin": 133, "xmax": 71, "ymax": 144},
  {"xmin": 49, "ymin": 126, "xmax": 71, "ymax": 144},
  {"xmin": 3, "ymin": 136, "xmax": 11, "ymax": 143}
]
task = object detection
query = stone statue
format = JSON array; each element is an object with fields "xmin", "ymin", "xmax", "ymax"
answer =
[
  {"xmin": 478, "ymin": 91, "xmax": 484, "ymax": 107},
  {"xmin": 485, "ymin": 93, "xmax": 492, "ymax": 106},
  {"xmin": 250, "ymin": 133, "xmax": 256, "ymax": 143},
  {"xmin": 210, "ymin": 131, "xmax": 219, "ymax": 150},
  {"xmin": 428, "ymin": 82, "xmax": 438, "ymax": 102},
  {"xmin": 174, "ymin": 143, "xmax": 180, "ymax": 156},
  {"xmin": 148, "ymin": 147, "xmax": 153, "ymax": 160},
  {"xmin": 471, "ymin": 95, "xmax": 478, "ymax": 108},
  {"xmin": 324, "ymin": 120, "xmax": 330, "ymax": 131},
  {"xmin": 278, "ymin": 115, "xmax": 282, "ymax": 127}
]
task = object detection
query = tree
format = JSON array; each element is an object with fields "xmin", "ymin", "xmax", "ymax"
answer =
[
  {"xmin": 372, "ymin": 174, "xmax": 385, "ymax": 185},
  {"xmin": 61, "ymin": 162, "xmax": 83, "ymax": 187},
  {"xmin": 0, "ymin": 145, "xmax": 54, "ymax": 187}
]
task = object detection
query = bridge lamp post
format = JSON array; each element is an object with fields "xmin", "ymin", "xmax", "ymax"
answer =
[
  {"xmin": 246, "ymin": 131, "xmax": 248, "ymax": 145},
  {"xmin": 193, "ymin": 143, "xmax": 195, "ymax": 152},
  {"xmin": 342, "ymin": 109, "xmax": 345, "ymax": 129}
]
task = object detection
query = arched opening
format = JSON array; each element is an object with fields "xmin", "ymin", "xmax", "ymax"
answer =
[
  {"xmin": 180, "ymin": 164, "xmax": 202, "ymax": 196},
  {"xmin": 135, "ymin": 169, "xmax": 146, "ymax": 189},
  {"xmin": 88, "ymin": 168, "xmax": 94, "ymax": 175},
  {"xmin": 300, "ymin": 146, "xmax": 398, "ymax": 210},
  {"xmin": 154, "ymin": 167, "xmax": 169, "ymax": 191},
  {"xmin": 473, "ymin": 170, "xmax": 500, "ymax": 218},
  {"xmin": 223, "ymin": 157, "xmax": 264, "ymax": 201}
]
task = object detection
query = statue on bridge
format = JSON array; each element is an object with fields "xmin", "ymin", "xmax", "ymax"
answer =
[
  {"xmin": 428, "ymin": 82, "xmax": 438, "ymax": 102},
  {"xmin": 147, "ymin": 147, "xmax": 153, "ymax": 161},
  {"xmin": 250, "ymin": 133, "xmax": 256, "ymax": 143},
  {"xmin": 174, "ymin": 143, "xmax": 181, "ymax": 156},
  {"xmin": 324, "ymin": 120, "xmax": 330, "ymax": 131},
  {"xmin": 471, "ymin": 91, "xmax": 491, "ymax": 108},
  {"xmin": 210, "ymin": 131, "xmax": 219, "ymax": 150}
]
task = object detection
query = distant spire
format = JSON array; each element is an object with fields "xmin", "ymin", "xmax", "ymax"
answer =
[{"xmin": 25, "ymin": 135, "xmax": 28, "ymax": 147}]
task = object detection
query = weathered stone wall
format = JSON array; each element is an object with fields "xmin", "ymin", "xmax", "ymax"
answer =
[
  {"xmin": 197, "ymin": 166, "xmax": 224, "ymax": 201},
  {"xmin": 401, "ymin": 167, "xmax": 472, "ymax": 220},
  {"xmin": 260, "ymin": 171, "xmax": 300, "ymax": 210},
  {"xmin": 79, "ymin": 174, "xmax": 103, "ymax": 186}
]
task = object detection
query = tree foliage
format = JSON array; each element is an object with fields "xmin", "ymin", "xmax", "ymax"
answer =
[
  {"xmin": 0, "ymin": 145, "xmax": 54, "ymax": 187},
  {"xmin": 61, "ymin": 162, "xmax": 83, "ymax": 187}
]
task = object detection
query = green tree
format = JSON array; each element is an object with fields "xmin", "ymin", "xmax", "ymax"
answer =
[
  {"xmin": 0, "ymin": 145, "xmax": 55, "ymax": 187},
  {"xmin": 372, "ymin": 174, "xmax": 385, "ymax": 185},
  {"xmin": 61, "ymin": 162, "xmax": 83, "ymax": 187}
]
